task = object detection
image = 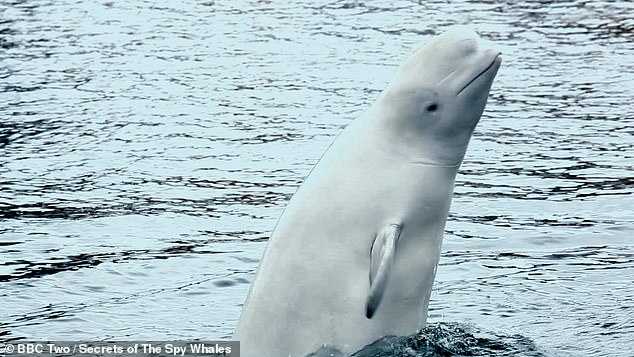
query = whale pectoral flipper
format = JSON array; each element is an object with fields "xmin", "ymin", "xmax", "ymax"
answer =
[{"xmin": 366, "ymin": 223, "xmax": 402, "ymax": 319}]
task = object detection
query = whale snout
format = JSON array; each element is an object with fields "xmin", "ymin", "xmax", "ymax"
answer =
[
  {"xmin": 429, "ymin": 30, "xmax": 501, "ymax": 96},
  {"xmin": 436, "ymin": 29, "xmax": 500, "ymax": 70},
  {"xmin": 398, "ymin": 27, "xmax": 500, "ymax": 92},
  {"xmin": 455, "ymin": 50, "xmax": 501, "ymax": 95}
]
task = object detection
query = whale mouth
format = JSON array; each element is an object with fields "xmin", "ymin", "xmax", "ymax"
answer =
[{"xmin": 456, "ymin": 53, "xmax": 502, "ymax": 95}]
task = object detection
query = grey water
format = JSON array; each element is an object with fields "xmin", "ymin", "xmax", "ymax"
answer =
[{"xmin": 1, "ymin": 0, "xmax": 633, "ymax": 356}]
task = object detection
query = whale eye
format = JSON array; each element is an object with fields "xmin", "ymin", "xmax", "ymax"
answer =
[{"xmin": 425, "ymin": 103, "xmax": 438, "ymax": 112}]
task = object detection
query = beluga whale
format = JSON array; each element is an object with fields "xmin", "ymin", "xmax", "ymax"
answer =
[{"xmin": 234, "ymin": 27, "xmax": 501, "ymax": 357}]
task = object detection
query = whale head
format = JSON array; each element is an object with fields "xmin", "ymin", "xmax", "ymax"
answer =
[{"xmin": 377, "ymin": 28, "xmax": 501, "ymax": 166}]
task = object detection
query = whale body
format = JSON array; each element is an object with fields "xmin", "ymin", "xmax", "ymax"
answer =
[{"xmin": 234, "ymin": 28, "xmax": 502, "ymax": 357}]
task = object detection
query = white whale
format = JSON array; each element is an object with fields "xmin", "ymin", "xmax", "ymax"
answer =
[{"xmin": 234, "ymin": 28, "xmax": 501, "ymax": 357}]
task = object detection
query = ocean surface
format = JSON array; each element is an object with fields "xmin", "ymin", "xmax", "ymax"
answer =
[{"xmin": 1, "ymin": 0, "xmax": 633, "ymax": 356}]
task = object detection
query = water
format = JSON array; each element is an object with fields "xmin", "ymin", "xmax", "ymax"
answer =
[{"xmin": 1, "ymin": 0, "xmax": 633, "ymax": 355}]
